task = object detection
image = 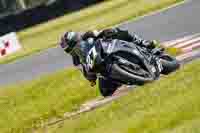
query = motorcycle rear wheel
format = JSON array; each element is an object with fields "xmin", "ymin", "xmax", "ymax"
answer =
[{"xmin": 160, "ymin": 54, "xmax": 180, "ymax": 75}]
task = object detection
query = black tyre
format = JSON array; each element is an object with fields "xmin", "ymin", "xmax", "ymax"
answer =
[{"xmin": 160, "ymin": 54, "xmax": 180, "ymax": 75}]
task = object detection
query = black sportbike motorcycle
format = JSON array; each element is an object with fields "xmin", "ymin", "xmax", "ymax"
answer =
[{"xmin": 86, "ymin": 39, "xmax": 180, "ymax": 96}]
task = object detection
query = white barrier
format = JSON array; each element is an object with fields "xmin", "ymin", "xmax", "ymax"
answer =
[{"xmin": 0, "ymin": 32, "xmax": 21, "ymax": 58}]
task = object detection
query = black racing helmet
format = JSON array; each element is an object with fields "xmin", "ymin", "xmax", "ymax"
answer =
[{"xmin": 60, "ymin": 31, "xmax": 81, "ymax": 53}]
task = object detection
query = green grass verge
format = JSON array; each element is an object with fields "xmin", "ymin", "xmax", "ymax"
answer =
[
  {"xmin": 38, "ymin": 59, "xmax": 200, "ymax": 133},
  {"xmin": 0, "ymin": 57, "xmax": 199, "ymax": 133},
  {"xmin": 0, "ymin": 0, "xmax": 183, "ymax": 64},
  {"xmin": 0, "ymin": 69, "xmax": 100, "ymax": 133}
]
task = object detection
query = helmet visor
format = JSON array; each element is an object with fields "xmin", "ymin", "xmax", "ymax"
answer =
[{"xmin": 64, "ymin": 39, "xmax": 77, "ymax": 53}]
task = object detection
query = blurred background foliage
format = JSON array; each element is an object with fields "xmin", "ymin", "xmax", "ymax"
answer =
[{"xmin": 0, "ymin": 0, "xmax": 49, "ymax": 16}]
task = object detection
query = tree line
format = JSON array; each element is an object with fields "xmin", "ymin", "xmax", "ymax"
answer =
[{"xmin": 0, "ymin": 0, "xmax": 48, "ymax": 15}]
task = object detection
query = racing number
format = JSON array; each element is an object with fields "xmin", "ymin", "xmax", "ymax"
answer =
[{"xmin": 86, "ymin": 47, "xmax": 97, "ymax": 69}]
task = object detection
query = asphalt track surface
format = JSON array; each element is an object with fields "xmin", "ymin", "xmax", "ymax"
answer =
[{"xmin": 0, "ymin": 0, "xmax": 200, "ymax": 87}]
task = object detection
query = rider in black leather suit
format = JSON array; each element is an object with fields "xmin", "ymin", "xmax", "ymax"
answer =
[{"xmin": 60, "ymin": 28, "xmax": 156, "ymax": 96}]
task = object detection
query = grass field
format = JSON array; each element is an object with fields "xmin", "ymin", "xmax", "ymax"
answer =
[
  {"xmin": 0, "ymin": 58, "xmax": 199, "ymax": 133},
  {"xmin": 0, "ymin": 69, "xmax": 100, "ymax": 133},
  {"xmin": 38, "ymin": 60, "xmax": 200, "ymax": 133},
  {"xmin": 0, "ymin": 0, "xmax": 183, "ymax": 64}
]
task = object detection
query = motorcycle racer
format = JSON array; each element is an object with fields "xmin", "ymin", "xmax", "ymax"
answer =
[{"xmin": 59, "ymin": 28, "xmax": 157, "ymax": 96}]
